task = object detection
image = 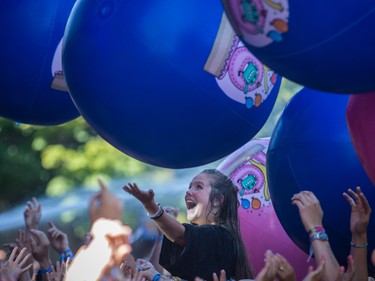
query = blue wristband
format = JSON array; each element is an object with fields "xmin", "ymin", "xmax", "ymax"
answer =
[
  {"xmin": 152, "ymin": 273, "xmax": 161, "ymax": 281},
  {"xmin": 60, "ymin": 249, "xmax": 74, "ymax": 261},
  {"xmin": 36, "ymin": 266, "xmax": 52, "ymax": 275}
]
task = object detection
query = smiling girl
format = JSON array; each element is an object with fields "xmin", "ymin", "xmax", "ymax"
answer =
[{"xmin": 123, "ymin": 169, "xmax": 252, "ymax": 281}]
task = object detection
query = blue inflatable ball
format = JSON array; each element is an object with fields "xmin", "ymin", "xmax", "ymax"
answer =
[
  {"xmin": 62, "ymin": 0, "xmax": 281, "ymax": 168},
  {"xmin": 222, "ymin": 0, "xmax": 375, "ymax": 93},
  {"xmin": 0, "ymin": 0, "xmax": 80, "ymax": 125},
  {"xmin": 267, "ymin": 88, "xmax": 375, "ymax": 274}
]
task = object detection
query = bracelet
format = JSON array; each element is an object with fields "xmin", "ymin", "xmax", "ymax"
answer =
[
  {"xmin": 36, "ymin": 266, "xmax": 52, "ymax": 275},
  {"xmin": 60, "ymin": 249, "xmax": 74, "ymax": 261},
  {"xmin": 152, "ymin": 273, "xmax": 161, "ymax": 281},
  {"xmin": 148, "ymin": 204, "xmax": 164, "ymax": 220},
  {"xmin": 307, "ymin": 228, "xmax": 328, "ymax": 262},
  {"xmin": 309, "ymin": 231, "xmax": 329, "ymax": 243},
  {"xmin": 308, "ymin": 226, "xmax": 325, "ymax": 235},
  {"xmin": 351, "ymin": 241, "xmax": 368, "ymax": 248}
]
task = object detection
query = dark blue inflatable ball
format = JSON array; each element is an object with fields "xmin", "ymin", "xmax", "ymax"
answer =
[
  {"xmin": 267, "ymin": 88, "xmax": 375, "ymax": 274},
  {"xmin": 0, "ymin": 0, "xmax": 80, "ymax": 125},
  {"xmin": 222, "ymin": 0, "xmax": 375, "ymax": 93},
  {"xmin": 62, "ymin": 0, "xmax": 281, "ymax": 168}
]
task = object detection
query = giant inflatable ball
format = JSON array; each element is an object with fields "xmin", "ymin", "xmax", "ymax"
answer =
[
  {"xmin": 62, "ymin": 0, "xmax": 281, "ymax": 168},
  {"xmin": 218, "ymin": 138, "xmax": 314, "ymax": 280},
  {"xmin": 222, "ymin": 0, "xmax": 375, "ymax": 93},
  {"xmin": 347, "ymin": 92, "xmax": 375, "ymax": 187},
  {"xmin": 0, "ymin": 0, "xmax": 80, "ymax": 125},
  {"xmin": 267, "ymin": 87, "xmax": 375, "ymax": 274}
]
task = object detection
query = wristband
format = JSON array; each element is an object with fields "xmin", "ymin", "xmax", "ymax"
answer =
[
  {"xmin": 307, "ymin": 228, "xmax": 328, "ymax": 262},
  {"xmin": 350, "ymin": 241, "xmax": 368, "ymax": 248},
  {"xmin": 35, "ymin": 265, "xmax": 52, "ymax": 281},
  {"xmin": 148, "ymin": 204, "xmax": 164, "ymax": 220},
  {"xmin": 309, "ymin": 231, "xmax": 329, "ymax": 243},
  {"xmin": 308, "ymin": 226, "xmax": 325, "ymax": 235},
  {"xmin": 152, "ymin": 273, "xmax": 161, "ymax": 281},
  {"xmin": 36, "ymin": 266, "xmax": 52, "ymax": 275},
  {"xmin": 60, "ymin": 249, "xmax": 74, "ymax": 261}
]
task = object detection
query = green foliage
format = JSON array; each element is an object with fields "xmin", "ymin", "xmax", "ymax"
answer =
[{"xmin": 0, "ymin": 116, "xmax": 152, "ymax": 211}]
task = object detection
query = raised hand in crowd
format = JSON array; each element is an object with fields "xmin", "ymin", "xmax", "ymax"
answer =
[
  {"xmin": 23, "ymin": 197, "xmax": 42, "ymax": 257},
  {"xmin": 3, "ymin": 229, "xmax": 34, "ymax": 281},
  {"xmin": 46, "ymin": 259, "xmax": 68, "ymax": 281},
  {"xmin": 89, "ymin": 178, "xmax": 124, "ymax": 224},
  {"xmin": 0, "ymin": 247, "xmax": 32, "ymax": 281},
  {"xmin": 292, "ymin": 191, "xmax": 340, "ymax": 281},
  {"xmin": 47, "ymin": 221, "xmax": 73, "ymax": 261},
  {"xmin": 343, "ymin": 186, "xmax": 371, "ymax": 281},
  {"xmin": 30, "ymin": 229, "xmax": 52, "ymax": 281},
  {"xmin": 65, "ymin": 218, "xmax": 132, "ymax": 281},
  {"xmin": 24, "ymin": 197, "xmax": 41, "ymax": 230}
]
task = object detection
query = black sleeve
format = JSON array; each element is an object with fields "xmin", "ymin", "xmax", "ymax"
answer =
[{"xmin": 159, "ymin": 224, "xmax": 237, "ymax": 281}]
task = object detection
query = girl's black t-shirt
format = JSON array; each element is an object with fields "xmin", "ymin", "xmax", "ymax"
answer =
[{"xmin": 159, "ymin": 223, "xmax": 237, "ymax": 281}]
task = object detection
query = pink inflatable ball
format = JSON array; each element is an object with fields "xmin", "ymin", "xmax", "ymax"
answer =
[
  {"xmin": 346, "ymin": 92, "xmax": 375, "ymax": 186},
  {"xmin": 217, "ymin": 138, "xmax": 313, "ymax": 280}
]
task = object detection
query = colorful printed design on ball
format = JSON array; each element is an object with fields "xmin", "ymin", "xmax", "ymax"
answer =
[
  {"xmin": 204, "ymin": 13, "xmax": 277, "ymax": 108},
  {"xmin": 227, "ymin": 0, "xmax": 289, "ymax": 47},
  {"xmin": 231, "ymin": 148, "xmax": 270, "ymax": 214}
]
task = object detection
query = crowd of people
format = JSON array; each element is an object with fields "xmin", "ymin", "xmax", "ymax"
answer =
[{"xmin": 0, "ymin": 168, "xmax": 373, "ymax": 281}]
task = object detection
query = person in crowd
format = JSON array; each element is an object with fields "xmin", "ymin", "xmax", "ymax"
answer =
[
  {"xmin": 89, "ymin": 179, "xmax": 124, "ymax": 224},
  {"xmin": 291, "ymin": 190, "xmax": 355, "ymax": 281},
  {"xmin": 47, "ymin": 221, "xmax": 74, "ymax": 263},
  {"xmin": 0, "ymin": 247, "xmax": 32, "ymax": 281},
  {"xmin": 137, "ymin": 250, "xmax": 324, "ymax": 281},
  {"xmin": 343, "ymin": 186, "xmax": 371, "ymax": 281},
  {"xmin": 123, "ymin": 169, "xmax": 252, "ymax": 281},
  {"xmin": 2, "ymin": 177, "xmax": 373, "ymax": 281},
  {"xmin": 64, "ymin": 218, "xmax": 132, "ymax": 281}
]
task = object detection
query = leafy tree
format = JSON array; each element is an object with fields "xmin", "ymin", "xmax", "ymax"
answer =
[{"xmin": 0, "ymin": 117, "xmax": 152, "ymax": 211}]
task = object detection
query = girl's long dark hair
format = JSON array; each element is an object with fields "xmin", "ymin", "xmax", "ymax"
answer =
[{"xmin": 202, "ymin": 169, "xmax": 253, "ymax": 280}]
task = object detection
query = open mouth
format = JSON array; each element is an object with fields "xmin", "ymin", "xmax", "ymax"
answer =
[{"xmin": 186, "ymin": 201, "xmax": 197, "ymax": 210}]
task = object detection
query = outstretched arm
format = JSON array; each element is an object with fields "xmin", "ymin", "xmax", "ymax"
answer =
[
  {"xmin": 343, "ymin": 186, "xmax": 371, "ymax": 281},
  {"xmin": 292, "ymin": 191, "xmax": 340, "ymax": 281},
  {"xmin": 123, "ymin": 183, "xmax": 185, "ymax": 246}
]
